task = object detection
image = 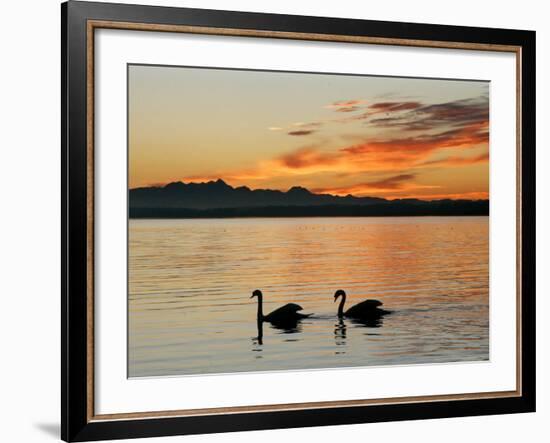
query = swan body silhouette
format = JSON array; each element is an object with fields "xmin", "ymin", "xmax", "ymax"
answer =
[
  {"xmin": 251, "ymin": 289, "xmax": 312, "ymax": 326},
  {"xmin": 334, "ymin": 289, "xmax": 390, "ymax": 320}
]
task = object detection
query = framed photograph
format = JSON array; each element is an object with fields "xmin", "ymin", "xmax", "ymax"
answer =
[{"xmin": 62, "ymin": 1, "xmax": 536, "ymax": 441}]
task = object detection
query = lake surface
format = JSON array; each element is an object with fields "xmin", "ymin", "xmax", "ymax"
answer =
[{"xmin": 128, "ymin": 216, "xmax": 489, "ymax": 377}]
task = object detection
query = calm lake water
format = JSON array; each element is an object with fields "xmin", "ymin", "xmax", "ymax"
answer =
[{"xmin": 128, "ymin": 216, "xmax": 489, "ymax": 377}]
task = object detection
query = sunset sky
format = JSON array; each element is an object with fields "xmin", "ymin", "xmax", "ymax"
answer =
[{"xmin": 128, "ymin": 65, "xmax": 489, "ymax": 200}]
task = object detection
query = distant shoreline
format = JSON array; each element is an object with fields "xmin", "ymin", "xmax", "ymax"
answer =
[
  {"xmin": 129, "ymin": 202, "xmax": 489, "ymax": 219},
  {"xmin": 129, "ymin": 179, "xmax": 488, "ymax": 219}
]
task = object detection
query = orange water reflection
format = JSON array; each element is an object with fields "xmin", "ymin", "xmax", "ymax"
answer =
[{"xmin": 129, "ymin": 216, "xmax": 488, "ymax": 377}]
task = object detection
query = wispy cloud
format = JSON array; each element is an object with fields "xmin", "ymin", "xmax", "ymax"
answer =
[
  {"xmin": 286, "ymin": 121, "xmax": 323, "ymax": 135},
  {"xmin": 313, "ymin": 173, "xmax": 440, "ymax": 197},
  {"xmin": 367, "ymin": 97, "xmax": 489, "ymax": 131},
  {"xmin": 369, "ymin": 101, "xmax": 422, "ymax": 112},
  {"xmin": 292, "ymin": 121, "xmax": 323, "ymax": 128},
  {"xmin": 323, "ymin": 96, "xmax": 489, "ymax": 131},
  {"xmin": 364, "ymin": 173, "xmax": 417, "ymax": 189},
  {"xmin": 324, "ymin": 99, "xmax": 366, "ymax": 113},
  {"xmin": 267, "ymin": 121, "xmax": 323, "ymax": 135},
  {"xmin": 288, "ymin": 130, "xmax": 317, "ymax": 136},
  {"xmin": 421, "ymin": 151, "xmax": 489, "ymax": 167}
]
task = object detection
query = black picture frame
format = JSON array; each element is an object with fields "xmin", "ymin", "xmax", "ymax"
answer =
[{"xmin": 62, "ymin": 1, "xmax": 536, "ymax": 441}]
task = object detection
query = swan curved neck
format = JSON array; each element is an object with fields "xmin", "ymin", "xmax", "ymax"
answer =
[
  {"xmin": 337, "ymin": 294, "xmax": 346, "ymax": 317},
  {"xmin": 256, "ymin": 295, "xmax": 264, "ymax": 321}
]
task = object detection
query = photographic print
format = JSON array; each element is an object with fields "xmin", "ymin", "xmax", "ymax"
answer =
[{"xmin": 128, "ymin": 65, "xmax": 489, "ymax": 378}]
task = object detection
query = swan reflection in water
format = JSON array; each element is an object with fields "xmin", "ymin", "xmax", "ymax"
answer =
[
  {"xmin": 251, "ymin": 319, "xmax": 264, "ymax": 356},
  {"xmin": 333, "ymin": 315, "xmax": 384, "ymax": 352},
  {"xmin": 252, "ymin": 315, "xmax": 305, "ymax": 348},
  {"xmin": 334, "ymin": 318, "xmax": 347, "ymax": 345},
  {"xmin": 253, "ymin": 319, "xmax": 263, "ymax": 345},
  {"xmin": 250, "ymin": 289, "xmax": 387, "ymax": 352}
]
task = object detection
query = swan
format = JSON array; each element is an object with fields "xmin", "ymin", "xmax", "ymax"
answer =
[
  {"xmin": 334, "ymin": 289, "xmax": 390, "ymax": 320},
  {"xmin": 251, "ymin": 289, "xmax": 312, "ymax": 327}
]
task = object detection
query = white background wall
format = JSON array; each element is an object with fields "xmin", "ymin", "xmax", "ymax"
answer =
[{"xmin": 0, "ymin": 0, "xmax": 547, "ymax": 442}]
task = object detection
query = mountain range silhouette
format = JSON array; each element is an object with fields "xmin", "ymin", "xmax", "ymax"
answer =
[{"xmin": 129, "ymin": 179, "xmax": 489, "ymax": 218}]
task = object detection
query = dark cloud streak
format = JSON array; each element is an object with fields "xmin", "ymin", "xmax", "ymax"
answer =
[
  {"xmin": 367, "ymin": 97, "xmax": 489, "ymax": 132},
  {"xmin": 365, "ymin": 173, "xmax": 417, "ymax": 189},
  {"xmin": 288, "ymin": 130, "xmax": 316, "ymax": 136}
]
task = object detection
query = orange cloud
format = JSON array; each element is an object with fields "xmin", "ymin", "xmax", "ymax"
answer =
[
  {"xmin": 179, "ymin": 123, "xmax": 488, "ymax": 195},
  {"xmin": 421, "ymin": 151, "xmax": 489, "ymax": 167},
  {"xmin": 343, "ymin": 121, "xmax": 488, "ymax": 156},
  {"xmin": 165, "ymin": 96, "xmax": 489, "ymax": 200},
  {"xmin": 278, "ymin": 147, "xmax": 339, "ymax": 169}
]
